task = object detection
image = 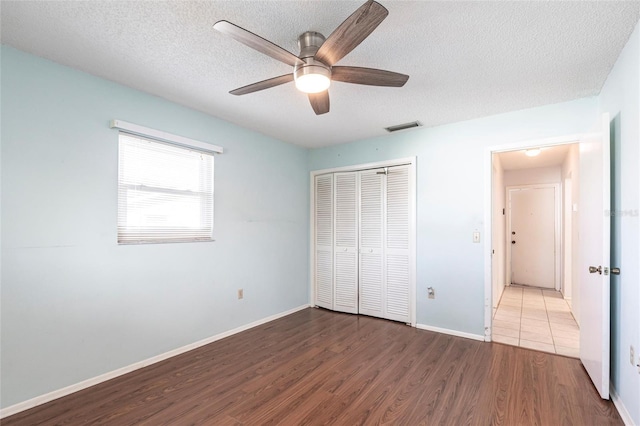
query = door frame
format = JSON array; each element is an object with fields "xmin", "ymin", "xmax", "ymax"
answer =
[
  {"xmin": 505, "ymin": 183, "xmax": 561, "ymax": 291},
  {"xmin": 483, "ymin": 133, "xmax": 593, "ymax": 340},
  {"xmin": 563, "ymin": 175, "xmax": 573, "ymax": 301},
  {"xmin": 309, "ymin": 157, "xmax": 417, "ymax": 326}
]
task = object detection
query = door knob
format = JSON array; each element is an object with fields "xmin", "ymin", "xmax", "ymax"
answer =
[
  {"xmin": 611, "ymin": 267, "xmax": 620, "ymax": 275},
  {"xmin": 512, "ymin": 231, "xmax": 516, "ymax": 235},
  {"xmin": 589, "ymin": 265, "xmax": 602, "ymax": 275},
  {"xmin": 511, "ymin": 240, "xmax": 516, "ymax": 244}
]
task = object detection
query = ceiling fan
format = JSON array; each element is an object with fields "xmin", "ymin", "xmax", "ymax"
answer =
[{"xmin": 213, "ymin": 0, "xmax": 409, "ymax": 115}]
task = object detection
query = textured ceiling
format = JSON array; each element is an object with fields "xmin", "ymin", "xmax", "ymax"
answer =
[
  {"xmin": 2, "ymin": 1, "xmax": 639, "ymax": 148},
  {"xmin": 497, "ymin": 144, "xmax": 572, "ymax": 171}
]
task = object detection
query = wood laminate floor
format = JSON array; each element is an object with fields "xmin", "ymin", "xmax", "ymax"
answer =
[{"xmin": 3, "ymin": 308, "xmax": 622, "ymax": 425}]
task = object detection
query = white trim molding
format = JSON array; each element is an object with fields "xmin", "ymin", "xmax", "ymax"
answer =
[
  {"xmin": 310, "ymin": 157, "xmax": 416, "ymax": 176},
  {"xmin": 0, "ymin": 304, "xmax": 311, "ymax": 419},
  {"xmin": 416, "ymin": 323, "xmax": 486, "ymax": 342},
  {"xmin": 610, "ymin": 383, "xmax": 635, "ymax": 426},
  {"xmin": 110, "ymin": 119, "xmax": 224, "ymax": 154}
]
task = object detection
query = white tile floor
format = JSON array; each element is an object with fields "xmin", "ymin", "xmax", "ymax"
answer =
[{"xmin": 492, "ymin": 285, "xmax": 580, "ymax": 358}]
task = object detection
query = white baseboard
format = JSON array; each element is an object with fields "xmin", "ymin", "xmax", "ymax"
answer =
[
  {"xmin": 610, "ymin": 382, "xmax": 636, "ymax": 426},
  {"xmin": 416, "ymin": 323, "xmax": 485, "ymax": 342},
  {"xmin": 0, "ymin": 304, "xmax": 311, "ymax": 419}
]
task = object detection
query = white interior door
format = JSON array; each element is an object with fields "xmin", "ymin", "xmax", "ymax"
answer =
[
  {"xmin": 579, "ymin": 113, "xmax": 611, "ymax": 399},
  {"xmin": 385, "ymin": 166, "xmax": 410, "ymax": 323},
  {"xmin": 358, "ymin": 169, "xmax": 385, "ymax": 318},
  {"xmin": 510, "ymin": 187, "xmax": 556, "ymax": 288},
  {"xmin": 315, "ymin": 174, "xmax": 333, "ymax": 310},
  {"xmin": 333, "ymin": 172, "xmax": 358, "ymax": 314},
  {"xmin": 313, "ymin": 161, "xmax": 415, "ymax": 325}
]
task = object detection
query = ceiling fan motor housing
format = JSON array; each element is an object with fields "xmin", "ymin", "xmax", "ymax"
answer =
[{"xmin": 294, "ymin": 31, "xmax": 331, "ymax": 84}]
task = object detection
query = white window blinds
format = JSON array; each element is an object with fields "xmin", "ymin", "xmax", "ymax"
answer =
[{"xmin": 117, "ymin": 133, "xmax": 214, "ymax": 244}]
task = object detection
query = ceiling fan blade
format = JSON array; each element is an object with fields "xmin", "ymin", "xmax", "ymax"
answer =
[
  {"xmin": 229, "ymin": 74, "xmax": 294, "ymax": 96},
  {"xmin": 332, "ymin": 66, "xmax": 409, "ymax": 87},
  {"xmin": 309, "ymin": 91, "xmax": 330, "ymax": 115},
  {"xmin": 214, "ymin": 20, "xmax": 303, "ymax": 67},
  {"xmin": 314, "ymin": 0, "xmax": 388, "ymax": 66}
]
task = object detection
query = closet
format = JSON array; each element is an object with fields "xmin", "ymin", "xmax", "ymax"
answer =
[{"xmin": 313, "ymin": 164, "xmax": 413, "ymax": 324}]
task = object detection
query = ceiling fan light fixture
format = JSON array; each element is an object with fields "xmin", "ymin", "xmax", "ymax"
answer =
[
  {"xmin": 216, "ymin": 1, "xmax": 406, "ymax": 114},
  {"xmin": 525, "ymin": 148, "xmax": 541, "ymax": 157},
  {"xmin": 294, "ymin": 65, "xmax": 331, "ymax": 94}
]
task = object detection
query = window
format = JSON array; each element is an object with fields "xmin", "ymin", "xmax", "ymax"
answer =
[{"xmin": 117, "ymin": 133, "xmax": 214, "ymax": 244}]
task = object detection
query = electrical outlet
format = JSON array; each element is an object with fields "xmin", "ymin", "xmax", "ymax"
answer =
[
  {"xmin": 631, "ymin": 345, "xmax": 635, "ymax": 366},
  {"xmin": 427, "ymin": 287, "xmax": 435, "ymax": 299},
  {"xmin": 238, "ymin": 289, "xmax": 243, "ymax": 299}
]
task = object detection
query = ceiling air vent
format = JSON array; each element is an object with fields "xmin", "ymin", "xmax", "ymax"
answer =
[{"xmin": 384, "ymin": 121, "xmax": 422, "ymax": 133}]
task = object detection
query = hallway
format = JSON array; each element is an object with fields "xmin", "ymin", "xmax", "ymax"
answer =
[{"xmin": 493, "ymin": 285, "xmax": 580, "ymax": 357}]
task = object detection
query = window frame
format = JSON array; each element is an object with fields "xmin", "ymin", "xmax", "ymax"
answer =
[{"xmin": 116, "ymin": 130, "xmax": 216, "ymax": 245}]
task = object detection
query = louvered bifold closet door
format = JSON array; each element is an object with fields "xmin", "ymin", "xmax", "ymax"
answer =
[
  {"xmin": 333, "ymin": 172, "xmax": 359, "ymax": 313},
  {"xmin": 385, "ymin": 165, "xmax": 411, "ymax": 323},
  {"xmin": 358, "ymin": 169, "xmax": 385, "ymax": 318},
  {"xmin": 315, "ymin": 174, "xmax": 334, "ymax": 310}
]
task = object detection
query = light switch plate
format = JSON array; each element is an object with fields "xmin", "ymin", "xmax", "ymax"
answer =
[{"xmin": 473, "ymin": 231, "xmax": 481, "ymax": 243}]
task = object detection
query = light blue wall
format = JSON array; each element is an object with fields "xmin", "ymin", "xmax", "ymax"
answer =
[
  {"xmin": 3, "ymin": 25, "xmax": 639, "ymax": 416},
  {"xmin": 310, "ymin": 97, "xmax": 599, "ymax": 335},
  {"xmin": 600, "ymin": 21, "xmax": 640, "ymax": 424},
  {"xmin": 0, "ymin": 46, "xmax": 309, "ymax": 408}
]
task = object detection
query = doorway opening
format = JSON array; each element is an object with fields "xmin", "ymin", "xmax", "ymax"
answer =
[
  {"xmin": 490, "ymin": 143, "xmax": 580, "ymax": 357},
  {"xmin": 484, "ymin": 114, "xmax": 612, "ymax": 399}
]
